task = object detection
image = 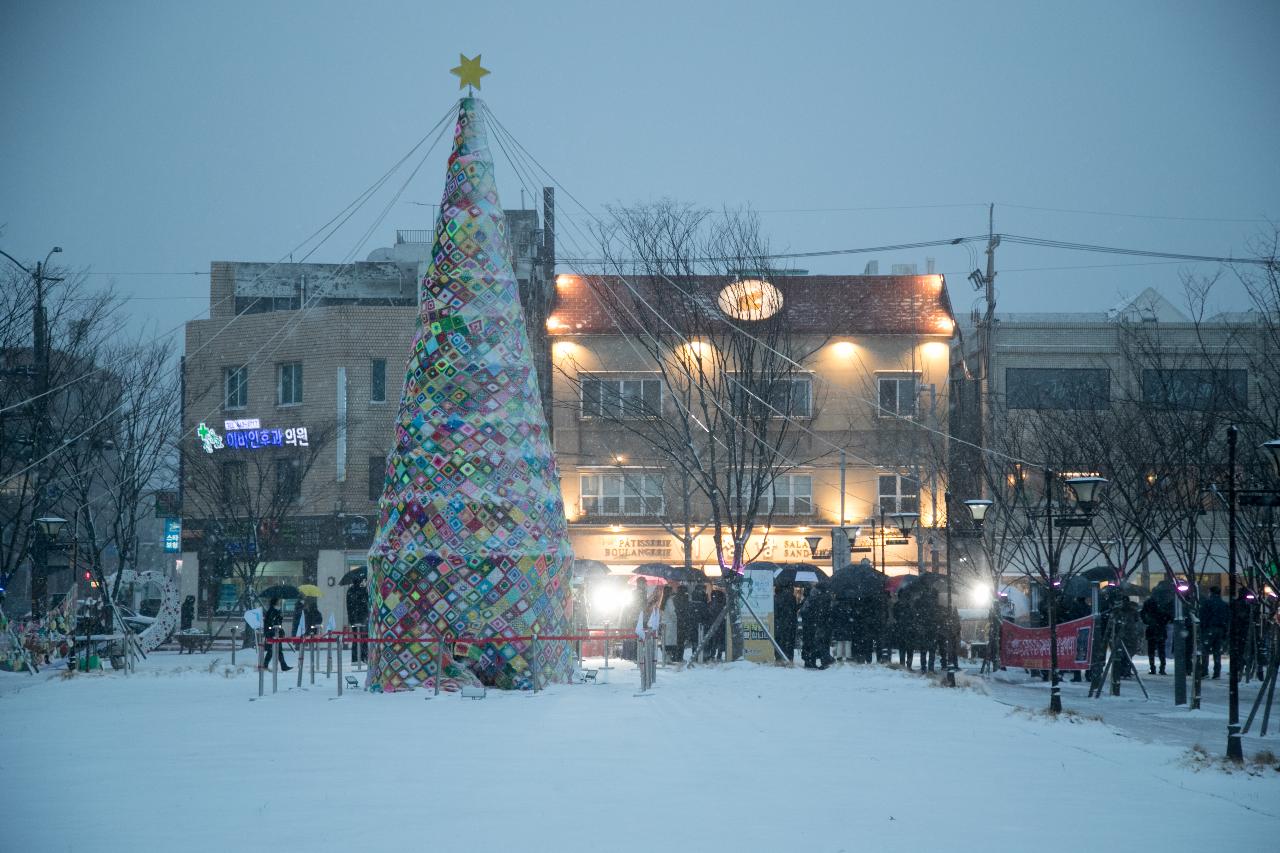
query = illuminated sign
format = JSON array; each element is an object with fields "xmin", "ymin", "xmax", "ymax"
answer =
[
  {"xmin": 197, "ymin": 422, "xmax": 224, "ymax": 453},
  {"xmin": 197, "ymin": 420, "xmax": 308, "ymax": 452},
  {"xmin": 224, "ymin": 426, "xmax": 308, "ymax": 449},
  {"xmin": 163, "ymin": 518, "xmax": 182, "ymax": 553},
  {"xmin": 224, "ymin": 418, "xmax": 261, "ymax": 431}
]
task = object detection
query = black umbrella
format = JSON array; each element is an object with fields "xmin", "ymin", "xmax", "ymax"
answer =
[
  {"xmin": 829, "ymin": 563, "xmax": 886, "ymax": 598},
  {"xmin": 258, "ymin": 584, "xmax": 301, "ymax": 600},
  {"xmin": 772, "ymin": 563, "xmax": 823, "ymax": 586},
  {"xmin": 339, "ymin": 566, "xmax": 367, "ymax": 586},
  {"xmin": 635, "ymin": 563, "xmax": 705, "ymax": 583}
]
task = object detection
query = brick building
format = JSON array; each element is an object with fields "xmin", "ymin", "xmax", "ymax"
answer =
[{"xmin": 180, "ymin": 214, "xmax": 552, "ymax": 627}]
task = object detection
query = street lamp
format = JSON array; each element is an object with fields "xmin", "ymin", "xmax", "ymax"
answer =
[
  {"xmin": 36, "ymin": 516, "xmax": 68, "ymax": 538},
  {"xmin": 1043, "ymin": 472, "xmax": 1107, "ymax": 713},
  {"xmin": 886, "ymin": 512, "xmax": 920, "ymax": 539},
  {"xmin": 963, "ymin": 499, "xmax": 993, "ymax": 527},
  {"xmin": 30, "ymin": 515, "xmax": 67, "ymax": 618}
]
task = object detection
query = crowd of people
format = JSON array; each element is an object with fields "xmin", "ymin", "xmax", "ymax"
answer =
[{"xmin": 608, "ymin": 571, "xmax": 961, "ymax": 672}]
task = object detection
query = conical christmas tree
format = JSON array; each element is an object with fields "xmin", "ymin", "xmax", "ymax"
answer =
[{"xmin": 367, "ymin": 97, "xmax": 574, "ymax": 692}]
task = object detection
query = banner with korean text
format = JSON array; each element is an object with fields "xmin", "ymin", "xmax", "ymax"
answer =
[{"xmin": 1000, "ymin": 615, "xmax": 1094, "ymax": 670}]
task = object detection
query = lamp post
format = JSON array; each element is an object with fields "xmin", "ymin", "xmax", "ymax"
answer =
[
  {"xmin": 32, "ymin": 516, "xmax": 67, "ymax": 618},
  {"xmin": 963, "ymin": 499, "xmax": 994, "ymax": 672},
  {"xmin": 1225, "ymin": 432, "xmax": 1280, "ymax": 762},
  {"xmin": 1042, "ymin": 473, "xmax": 1107, "ymax": 714}
]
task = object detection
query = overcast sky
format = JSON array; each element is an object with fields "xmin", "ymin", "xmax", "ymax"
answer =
[{"xmin": 2, "ymin": 0, "xmax": 1277, "ymax": 336}]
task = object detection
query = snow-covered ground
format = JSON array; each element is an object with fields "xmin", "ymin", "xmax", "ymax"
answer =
[{"xmin": 1, "ymin": 652, "xmax": 1276, "ymax": 853}]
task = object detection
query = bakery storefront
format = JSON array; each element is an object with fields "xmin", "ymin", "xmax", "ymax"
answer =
[{"xmin": 567, "ymin": 526, "xmax": 923, "ymax": 576}]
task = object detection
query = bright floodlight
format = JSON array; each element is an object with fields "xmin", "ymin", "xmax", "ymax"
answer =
[{"xmin": 590, "ymin": 582, "xmax": 626, "ymax": 617}]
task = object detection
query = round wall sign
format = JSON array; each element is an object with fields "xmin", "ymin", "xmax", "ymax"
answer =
[{"xmin": 717, "ymin": 278, "xmax": 783, "ymax": 321}]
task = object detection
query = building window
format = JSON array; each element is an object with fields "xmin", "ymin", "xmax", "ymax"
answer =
[
  {"xmin": 878, "ymin": 474, "xmax": 919, "ymax": 515},
  {"xmin": 370, "ymin": 359, "xmax": 387, "ymax": 403},
  {"xmin": 580, "ymin": 472, "xmax": 664, "ymax": 516},
  {"xmin": 731, "ymin": 377, "xmax": 813, "ymax": 418},
  {"xmin": 769, "ymin": 474, "xmax": 814, "ymax": 515},
  {"xmin": 224, "ymin": 366, "xmax": 248, "ymax": 410},
  {"xmin": 1006, "ymin": 367, "xmax": 1109, "ymax": 410},
  {"xmin": 368, "ymin": 456, "xmax": 385, "ymax": 502},
  {"xmin": 728, "ymin": 473, "xmax": 814, "ymax": 515},
  {"xmin": 277, "ymin": 362, "xmax": 303, "ymax": 406},
  {"xmin": 221, "ymin": 461, "xmax": 247, "ymax": 504},
  {"xmin": 1142, "ymin": 368, "xmax": 1246, "ymax": 411},
  {"xmin": 878, "ymin": 375, "xmax": 918, "ymax": 418},
  {"xmin": 275, "ymin": 458, "xmax": 302, "ymax": 505},
  {"xmin": 581, "ymin": 376, "xmax": 662, "ymax": 419}
]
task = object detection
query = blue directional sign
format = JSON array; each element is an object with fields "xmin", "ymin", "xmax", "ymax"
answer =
[{"xmin": 163, "ymin": 518, "xmax": 182, "ymax": 553}]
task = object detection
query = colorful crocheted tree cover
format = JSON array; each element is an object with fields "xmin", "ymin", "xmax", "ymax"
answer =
[{"xmin": 366, "ymin": 97, "xmax": 574, "ymax": 692}]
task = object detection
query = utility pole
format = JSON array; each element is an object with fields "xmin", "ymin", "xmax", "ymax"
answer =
[
  {"xmin": 965, "ymin": 205, "xmax": 1000, "ymax": 501},
  {"xmin": 0, "ymin": 247, "xmax": 62, "ymax": 617}
]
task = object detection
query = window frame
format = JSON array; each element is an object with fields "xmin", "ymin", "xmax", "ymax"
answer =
[
  {"xmin": 877, "ymin": 374, "xmax": 919, "ymax": 419},
  {"xmin": 579, "ymin": 471, "xmax": 665, "ymax": 517},
  {"xmin": 579, "ymin": 375, "xmax": 663, "ymax": 420},
  {"xmin": 1005, "ymin": 367, "xmax": 1110, "ymax": 411},
  {"xmin": 877, "ymin": 474, "xmax": 919, "ymax": 515},
  {"xmin": 224, "ymin": 365, "xmax": 248, "ymax": 411},
  {"xmin": 1141, "ymin": 367, "xmax": 1247, "ymax": 412},
  {"xmin": 277, "ymin": 362, "xmax": 304, "ymax": 407}
]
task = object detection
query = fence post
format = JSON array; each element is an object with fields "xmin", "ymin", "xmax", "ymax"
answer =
[
  {"xmin": 337, "ymin": 633, "xmax": 344, "ymax": 697},
  {"xmin": 310, "ymin": 636, "xmax": 316, "ymax": 685},
  {"xmin": 434, "ymin": 636, "xmax": 443, "ymax": 697},
  {"xmin": 257, "ymin": 635, "xmax": 264, "ymax": 698},
  {"xmin": 697, "ymin": 625, "xmax": 706, "ymax": 665},
  {"xmin": 326, "ymin": 635, "xmax": 332, "ymax": 678},
  {"xmin": 650, "ymin": 634, "xmax": 658, "ymax": 686},
  {"xmin": 231, "ymin": 625, "xmax": 237, "ymax": 666},
  {"xmin": 296, "ymin": 635, "xmax": 304, "ymax": 689},
  {"xmin": 272, "ymin": 629, "xmax": 279, "ymax": 694},
  {"xmin": 531, "ymin": 634, "xmax": 540, "ymax": 693}
]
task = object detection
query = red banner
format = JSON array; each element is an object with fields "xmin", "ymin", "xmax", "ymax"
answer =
[{"xmin": 1000, "ymin": 616, "xmax": 1095, "ymax": 670}]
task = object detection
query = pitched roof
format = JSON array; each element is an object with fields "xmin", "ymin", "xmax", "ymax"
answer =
[{"xmin": 550, "ymin": 274, "xmax": 956, "ymax": 337}]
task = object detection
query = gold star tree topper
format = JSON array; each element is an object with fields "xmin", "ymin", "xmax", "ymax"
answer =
[{"xmin": 451, "ymin": 54, "xmax": 490, "ymax": 90}]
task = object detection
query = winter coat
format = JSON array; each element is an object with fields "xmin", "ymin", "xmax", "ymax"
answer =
[
  {"xmin": 264, "ymin": 605, "xmax": 285, "ymax": 636},
  {"xmin": 1200, "ymin": 594, "xmax": 1229, "ymax": 636},
  {"xmin": 1140, "ymin": 597, "xmax": 1170, "ymax": 634},
  {"xmin": 829, "ymin": 592, "xmax": 857, "ymax": 642},
  {"xmin": 294, "ymin": 602, "xmax": 322, "ymax": 636},
  {"xmin": 661, "ymin": 597, "xmax": 678, "ymax": 646},
  {"xmin": 774, "ymin": 587, "xmax": 798, "ymax": 635},
  {"xmin": 800, "ymin": 587, "xmax": 832, "ymax": 649},
  {"xmin": 673, "ymin": 588, "xmax": 692, "ymax": 646},
  {"xmin": 346, "ymin": 583, "xmax": 370, "ymax": 624}
]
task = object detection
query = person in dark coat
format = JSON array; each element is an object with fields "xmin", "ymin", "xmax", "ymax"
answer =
[
  {"xmin": 1200, "ymin": 585, "xmax": 1230, "ymax": 679},
  {"xmin": 672, "ymin": 585, "xmax": 691, "ymax": 663},
  {"xmin": 892, "ymin": 591, "xmax": 916, "ymax": 669},
  {"xmin": 774, "ymin": 584, "xmax": 798, "ymax": 663},
  {"xmin": 688, "ymin": 585, "xmax": 710, "ymax": 661},
  {"xmin": 1140, "ymin": 594, "xmax": 1171, "ymax": 675},
  {"xmin": 1228, "ymin": 588, "xmax": 1253, "ymax": 678},
  {"xmin": 799, "ymin": 585, "xmax": 834, "ymax": 669},
  {"xmin": 346, "ymin": 577, "xmax": 370, "ymax": 664},
  {"xmin": 262, "ymin": 597, "xmax": 291, "ymax": 671},
  {"xmin": 707, "ymin": 587, "xmax": 728, "ymax": 661},
  {"xmin": 180, "ymin": 595, "xmax": 195, "ymax": 632},
  {"xmin": 829, "ymin": 589, "xmax": 855, "ymax": 662}
]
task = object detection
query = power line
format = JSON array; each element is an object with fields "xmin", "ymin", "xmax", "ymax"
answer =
[{"xmin": 998, "ymin": 202, "xmax": 1274, "ymax": 225}]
